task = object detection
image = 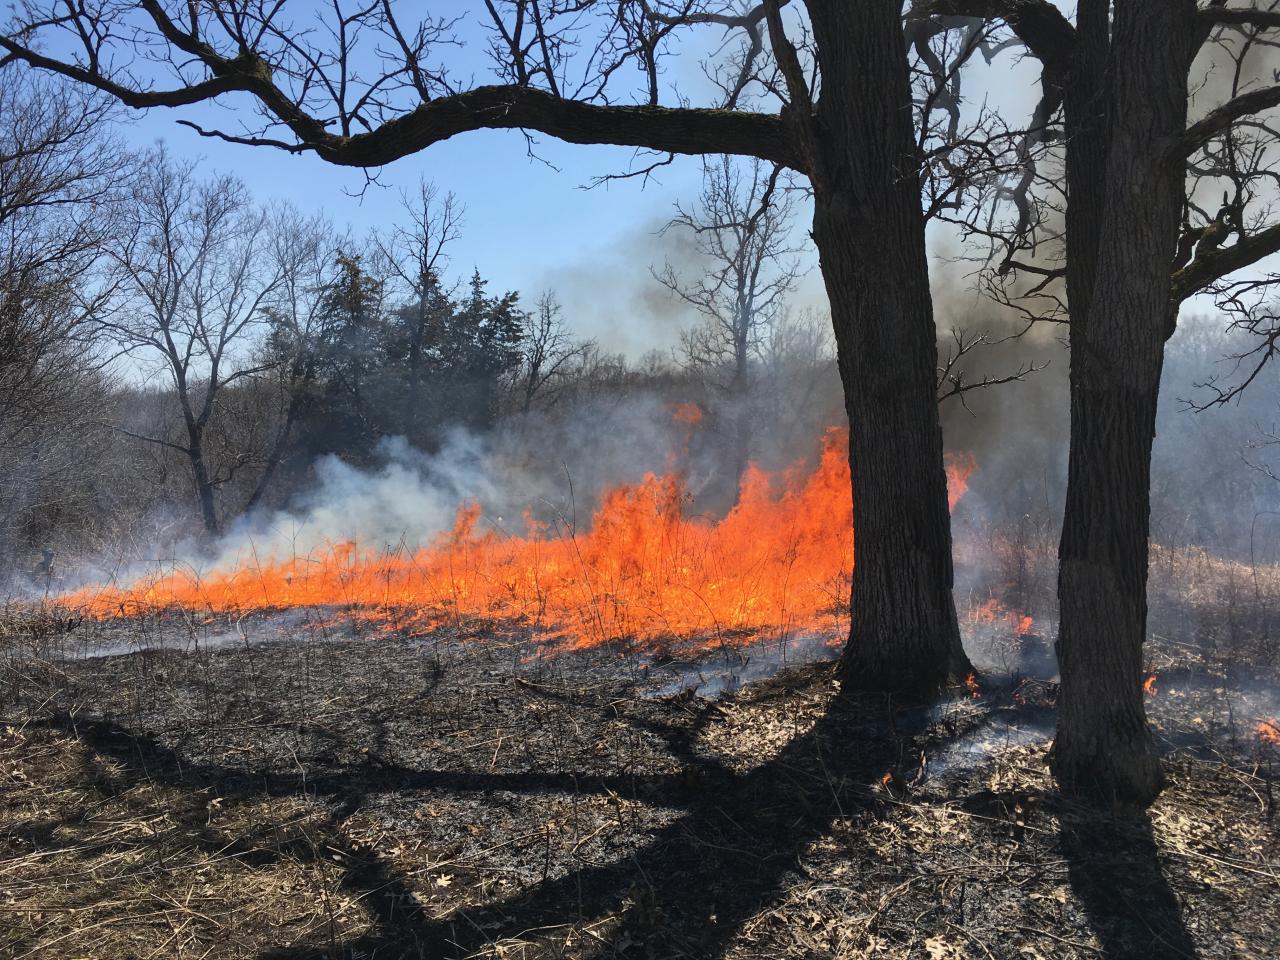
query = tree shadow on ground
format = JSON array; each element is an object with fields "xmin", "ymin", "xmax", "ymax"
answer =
[
  {"xmin": 340, "ymin": 699, "xmax": 948, "ymax": 959},
  {"xmin": 29, "ymin": 682, "xmax": 1204, "ymax": 960},
  {"xmin": 33, "ymin": 686, "xmax": 956, "ymax": 958},
  {"xmin": 1059, "ymin": 809, "xmax": 1200, "ymax": 960}
]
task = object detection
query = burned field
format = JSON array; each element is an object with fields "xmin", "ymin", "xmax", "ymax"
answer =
[{"xmin": 2, "ymin": 603, "xmax": 1278, "ymax": 960}]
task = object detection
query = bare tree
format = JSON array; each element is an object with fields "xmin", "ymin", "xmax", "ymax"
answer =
[
  {"xmin": 0, "ymin": 0, "xmax": 1004, "ymax": 691},
  {"xmin": 103, "ymin": 149, "xmax": 284, "ymax": 535},
  {"xmin": 0, "ymin": 71, "xmax": 120, "ymax": 420},
  {"xmin": 0, "ymin": 70, "xmax": 123, "ymax": 579},
  {"xmin": 245, "ymin": 205, "xmax": 338, "ymax": 514},
  {"xmin": 509, "ymin": 290, "xmax": 593, "ymax": 415},
  {"xmin": 913, "ymin": 0, "xmax": 1280, "ymax": 803},
  {"xmin": 756, "ymin": 307, "xmax": 840, "ymax": 457},
  {"xmin": 658, "ymin": 155, "xmax": 801, "ymax": 480},
  {"xmin": 375, "ymin": 179, "xmax": 463, "ymax": 441}
]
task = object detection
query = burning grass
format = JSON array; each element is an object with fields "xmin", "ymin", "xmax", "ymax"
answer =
[
  {"xmin": 6, "ymin": 436, "xmax": 1280, "ymax": 957},
  {"xmin": 57, "ymin": 432, "xmax": 977, "ymax": 659},
  {"xmin": 2, "ymin": 609, "xmax": 1279, "ymax": 959}
]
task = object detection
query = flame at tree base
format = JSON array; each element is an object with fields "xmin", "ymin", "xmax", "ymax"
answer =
[{"xmin": 65, "ymin": 429, "xmax": 978, "ymax": 654}]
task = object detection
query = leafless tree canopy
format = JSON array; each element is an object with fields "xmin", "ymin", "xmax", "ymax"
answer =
[
  {"xmin": 913, "ymin": 2, "xmax": 1280, "ymax": 379},
  {"xmin": 0, "ymin": 70, "xmax": 124, "ymax": 578},
  {"xmin": 101, "ymin": 148, "xmax": 295, "ymax": 533},
  {"xmin": 0, "ymin": 1, "xmax": 1050, "ymax": 203},
  {"xmin": 507, "ymin": 291, "xmax": 594, "ymax": 415},
  {"xmin": 660, "ymin": 156, "xmax": 800, "ymax": 391}
]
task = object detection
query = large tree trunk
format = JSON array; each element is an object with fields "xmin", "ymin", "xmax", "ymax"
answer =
[
  {"xmin": 1051, "ymin": 0, "xmax": 1195, "ymax": 805},
  {"xmin": 807, "ymin": 1, "xmax": 969, "ymax": 692}
]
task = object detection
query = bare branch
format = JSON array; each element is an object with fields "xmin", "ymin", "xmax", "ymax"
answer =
[
  {"xmin": 1172, "ymin": 222, "xmax": 1280, "ymax": 303},
  {"xmin": 1182, "ymin": 83, "xmax": 1280, "ymax": 155}
]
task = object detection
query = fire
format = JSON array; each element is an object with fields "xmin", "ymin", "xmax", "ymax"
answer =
[
  {"xmin": 64, "ymin": 428, "xmax": 976, "ymax": 654},
  {"xmin": 670, "ymin": 401, "xmax": 703, "ymax": 426},
  {"xmin": 946, "ymin": 452, "xmax": 976, "ymax": 511},
  {"xmin": 969, "ymin": 597, "xmax": 1034, "ymax": 636},
  {"xmin": 1259, "ymin": 719, "xmax": 1280, "ymax": 745},
  {"xmin": 1143, "ymin": 674, "xmax": 1158, "ymax": 697},
  {"xmin": 964, "ymin": 671, "xmax": 980, "ymax": 699}
]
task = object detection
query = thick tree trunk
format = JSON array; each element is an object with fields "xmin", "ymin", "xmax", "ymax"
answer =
[
  {"xmin": 1051, "ymin": 0, "xmax": 1195, "ymax": 805},
  {"xmin": 807, "ymin": 1, "xmax": 968, "ymax": 692}
]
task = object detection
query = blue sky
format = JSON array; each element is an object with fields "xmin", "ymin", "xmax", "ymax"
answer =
[
  {"xmin": 125, "ymin": 112, "xmax": 726, "ymax": 352},
  {"xmin": 112, "ymin": 3, "xmax": 771, "ymax": 356},
  {"xmin": 105, "ymin": 2, "xmax": 1060, "ymax": 357}
]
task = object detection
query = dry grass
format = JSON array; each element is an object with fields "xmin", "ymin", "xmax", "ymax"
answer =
[{"xmin": 1, "ymin": 725, "xmax": 366, "ymax": 959}]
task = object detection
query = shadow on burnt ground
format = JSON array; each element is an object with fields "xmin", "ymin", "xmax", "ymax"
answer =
[
  {"xmin": 1059, "ymin": 812, "xmax": 1199, "ymax": 960},
  {"xmin": 317, "ymin": 698, "xmax": 947, "ymax": 960},
  {"xmin": 30, "ymin": 687, "xmax": 960, "ymax": 959},
  {"xmin": 21, "ymin": 671, "xmax": 1207, "ymax": 960}
]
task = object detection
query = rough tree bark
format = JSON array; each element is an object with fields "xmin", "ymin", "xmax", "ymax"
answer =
[
  {"xmin": 807, "ymin": 1, "xmax": 968, "ymax": 690},
  {"xmin": 923, "ymin": 0, "xmax": 1280, "ymax": 803},
  {"xmin": 1051, "ymin": 0, "xmax": 1197, "ymax": 805}
]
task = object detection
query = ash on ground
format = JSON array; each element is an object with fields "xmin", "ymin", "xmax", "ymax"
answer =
[{"xmin": 2, "ymin": 607, "xmax": 1278, "ymax": 959}]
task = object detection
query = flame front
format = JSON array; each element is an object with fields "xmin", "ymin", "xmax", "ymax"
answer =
[
  {"xmin": 1143, "ymin": 674, "xmax": 1158, "ymax": 697},
  {"xmin": 1259, "ymin": 719, "xmax": 1280, "ymax": 745},
  {"xmin": 65, "ymin": 429, "xmax": 976, "ymax": 654},
  {"xmin": 969, "ymin": 597, "xmax": 1034, "ymax": 636}
]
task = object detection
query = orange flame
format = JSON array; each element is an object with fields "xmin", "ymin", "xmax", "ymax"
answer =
[
  {"xmin": 670, "ymin": 402, "xmax": 703, "ymax": 426},
  {"xmin": 964, "ymin": 671, "xmax": 980, "ymax": 699},
  {"xmin": 946, "ymin": 452, "xmax": 976, "ymax": 511},
  {"xmin": 969, "ymin": 597, "xmax": 1034, "ymax": 636},
  {"xmin": 1259, "ymin": 719, "xmax": 1280, "ymax": 745},
  {"xmin": 64, "ymin": 429, "xmax": 976, "ymax": 654},
  {"xmin": 1143, "ymin": 674, "xmax": 1158, "ymax": 698}
]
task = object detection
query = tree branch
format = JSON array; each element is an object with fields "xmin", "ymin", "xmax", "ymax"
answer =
[
  {"xmin": 317, "ymin": 88, "xmax": 800, "ymax": 170},
  {"xmin": 1171, "ymin": 221, "xmax": 1280, "ymax": 303},
  {"xmin": 1182, "ymin": 83, "xmax": 1280, "ymax": 156},
  {"xmin": 0, "ymin": 28, "xmax": 802, "ymax": 171},
  {"xmin": 906, "ymin": 0, "xmax": 1078, "ymax": 82},
  {"xmin": 1200, "ymin": 7, "xmax": 1280, "ymax": 31},
  {"xmin": 116, "ymin": 426, "xmax": 191, "ymax": 456}
]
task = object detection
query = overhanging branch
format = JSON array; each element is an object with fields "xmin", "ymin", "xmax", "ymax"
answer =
[
  {"xmin": 1171, "ymin": 221, "xmax": 1280, "ymax": 303},
  {"xmin": 316, "ymin": 87, "xmax": 802, "ymax": 169},
  {"xmin": 905, "ymin": 0, "xmax": 1078, "ymax": 81},
  {"xmin": 0, "ymin": 37, "xmax": 800, "ymax": 170},
  {"xmin": 1, "ymin": 1, "xmax": 803, "ymax": 171},
  {"xmin": 1182, "ymin": 84, "xmax": 1280, "ymax": 156},
  {"xmin": 1200, "ymin": 6, "xmax": 1280, "ymax": 31}
]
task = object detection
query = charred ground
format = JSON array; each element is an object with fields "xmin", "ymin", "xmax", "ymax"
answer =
[{"xmin": 2, "ymin": 592, "xmax": 1278, "ymax": 960}]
